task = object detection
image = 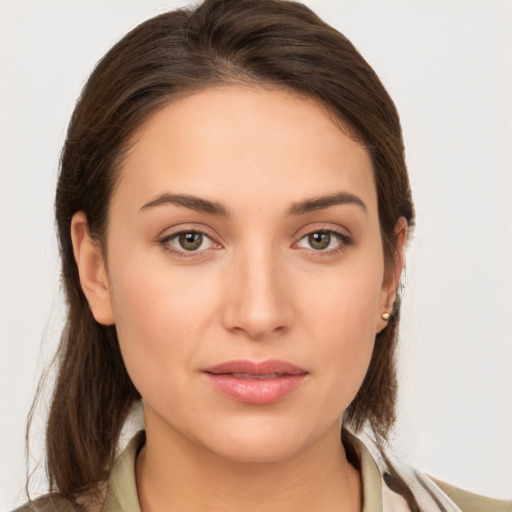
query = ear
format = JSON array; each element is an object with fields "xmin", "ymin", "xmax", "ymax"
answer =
[
  {"xmin": 376, "ymin": 217, "xmax": 408, "ymax": 333},
  {"xmin": 70, "ymin": 212, "xmax": 115, "ymax": 325}
]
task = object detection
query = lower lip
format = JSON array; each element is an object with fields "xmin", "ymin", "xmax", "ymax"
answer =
[{"xmin": 205, "ymin": 373, "xmax": 307, "ymax": 405}]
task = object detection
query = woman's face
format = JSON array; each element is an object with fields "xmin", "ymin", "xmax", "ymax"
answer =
[{"xmin": 83, "ymin": 86, "xmax": 399, "ymax": 462}]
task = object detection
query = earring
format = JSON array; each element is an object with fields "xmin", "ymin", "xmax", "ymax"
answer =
[{"xmin": 381, "ymin": 312, "xmax": 391, "ymax": 321}]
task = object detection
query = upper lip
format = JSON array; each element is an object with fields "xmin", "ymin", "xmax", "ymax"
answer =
[{"xmin": 203, "ymin": 359, "xmax": 307, "ymax": 376}]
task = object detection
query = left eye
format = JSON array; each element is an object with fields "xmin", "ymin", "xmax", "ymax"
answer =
[
  {"xmin": 165, "ymin": 231, "xmax": 215, "ymax": 252},
  {"xmin": 297, "ymin": 230, "xmax": 345, "ymax": 251}
]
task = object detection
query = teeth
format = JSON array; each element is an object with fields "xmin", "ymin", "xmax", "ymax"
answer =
[{"xmin": 231, "ymin": 372, "xmax": 282, "ymax": 379}]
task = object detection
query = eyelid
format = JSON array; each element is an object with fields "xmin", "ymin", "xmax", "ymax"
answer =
[
  {"xmin": 158, "ymin": 226, "xmax": 222, "ymax": 258},
  {"xmin": 292, "ymin": 220, "xmax": 352, "ymax": 238},
  {"xmin": 292, "ymin": 226, "xmax": 353, "ymax": 254}
]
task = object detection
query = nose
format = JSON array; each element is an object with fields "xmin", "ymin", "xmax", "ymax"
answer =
[{"xmin": 221, "ymin": 246, "xmax": 294, "ymax": 340}]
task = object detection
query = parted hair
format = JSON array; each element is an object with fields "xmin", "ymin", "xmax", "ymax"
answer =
[{"xmin": 33, "ymin": 0, "xmax": 414, "ymax": 502}]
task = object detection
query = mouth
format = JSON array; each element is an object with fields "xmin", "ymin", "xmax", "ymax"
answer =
[
  {"xmin": 203, "ymin": 359, "xmax": 308, "ymax": 405},
  {"xmin": 226, "ymin": 372, "xmax": 291, "ymax": 380}
]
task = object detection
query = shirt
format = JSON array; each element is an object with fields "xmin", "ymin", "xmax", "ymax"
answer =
[{"xmin": 16, "ymin": 430, "xmax": 512, "ymax": 512}]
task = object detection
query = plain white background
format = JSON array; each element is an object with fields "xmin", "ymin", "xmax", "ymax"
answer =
[{"xmin": 1, "ymin": 0, "xmax": 511, "ymax": 509}]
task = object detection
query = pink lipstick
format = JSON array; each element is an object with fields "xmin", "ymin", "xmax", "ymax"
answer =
[{"xmin": 203, "ymin": 359, "xmax": 307, "ymax": 405}]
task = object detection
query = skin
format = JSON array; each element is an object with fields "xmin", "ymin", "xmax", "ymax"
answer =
[{"xmin": 72, "ymin": 86, "xmax": 406, "ymax": 511}]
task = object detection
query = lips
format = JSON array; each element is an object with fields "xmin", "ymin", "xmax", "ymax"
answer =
[{"xmin": 203, "ymin": 359, "xmax": 308, "ymax": 405}]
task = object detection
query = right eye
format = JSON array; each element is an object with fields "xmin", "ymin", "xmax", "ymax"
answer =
[{"xmin": 160, "ymin": 230, "xmax": 217, "ymax": 255}]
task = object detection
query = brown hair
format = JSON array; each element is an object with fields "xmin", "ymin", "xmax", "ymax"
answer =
[{"xmin": 35, "ymin": 0, "xmax": 414, "ymax": 502}]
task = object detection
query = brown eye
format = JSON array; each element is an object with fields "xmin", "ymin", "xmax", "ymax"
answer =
[
  {"xmin": 307, "ymin": 231, "xmax": 331, "ymax": 250},
  {"xmin": 178, "ymin": 232, "xmax": 203, "ymax": 251},
  {"xmin": 161, "ymin": 230, "xmax": 217, "ymax": 256},
  {"xmin": 296, "ymin": 229, "xmax": 350, "ymax": 253}
]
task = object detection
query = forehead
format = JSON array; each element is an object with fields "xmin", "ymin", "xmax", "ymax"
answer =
[{"xmin": 114, "ymin": 85, "xmax": 377, "ymax": 217}]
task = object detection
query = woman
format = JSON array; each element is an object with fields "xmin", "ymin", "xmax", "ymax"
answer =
[{"xmin": 14, "ymin": 0, "xmax": 511, "ymax": 511}]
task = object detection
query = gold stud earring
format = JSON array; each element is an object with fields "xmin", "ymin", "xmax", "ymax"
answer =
[{"xmin": 381, "ymin": 312, "xmax": 391, "ymax": 321}]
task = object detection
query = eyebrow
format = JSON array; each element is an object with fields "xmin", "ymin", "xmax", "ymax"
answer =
[
  {"xmin": 140, "ymin": 191, "xmax": 367, "ymax": 217},
  {"xmin": 286, "ymin": 192, "xmax": 367, "ymax": 216},
  {"xmin": 140, "ymin": 193, "xmax": 231, "ymax": 216}
]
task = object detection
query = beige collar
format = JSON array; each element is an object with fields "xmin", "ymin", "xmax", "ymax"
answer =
[{"xmin": 100, "ymin": 429, "xmax": 461, "ymax": 512}]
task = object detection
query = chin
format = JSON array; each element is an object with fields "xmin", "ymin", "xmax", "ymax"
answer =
[
  {"xmin": 212, "ymin": 436, "xmax": 304, "ymax": 464},
  {"xmin": 195, "ymin": 417, "xmax": 313, "ymax": 464}
]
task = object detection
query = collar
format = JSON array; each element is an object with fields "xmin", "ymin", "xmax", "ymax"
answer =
[{"xmin": 101, "ymin": 429, "xmax": 462, "ymax": 512}]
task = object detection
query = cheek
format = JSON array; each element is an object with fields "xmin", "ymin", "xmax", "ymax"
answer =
[
  {"xmin": 105, "ymin": 251, "xmax": 222, "ymax": 394},
  {"xmin": 110, "ymin": 244, "xmax": 220, "ymax": 329},
  {"xmin": 303, "ymin": 251, "xmax": 384, "ymax": 335},
  {"xmin": 299, "ymin": 256, "xmax": 384, "ymax": 397}
]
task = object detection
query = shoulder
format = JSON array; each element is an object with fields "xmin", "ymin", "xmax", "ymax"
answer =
[
  {"xmin": 431, "ymin": 478, "xmax": 512, "ymax": 512},
  {"xmin": 12, "ymin": 494, "xmax": 85, "ymax": 512},
  {"xmin": 12, "ymin": 432, "xmax": 145, "ymax": 512},
  {"xmin": 344, "ymin": 428, "xmax": 511, "ymax": 512}
]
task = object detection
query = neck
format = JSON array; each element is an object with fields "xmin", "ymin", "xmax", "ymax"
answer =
[{"xmin": 136, "ymin": 413, "xmax": 362, "ymax": 512}]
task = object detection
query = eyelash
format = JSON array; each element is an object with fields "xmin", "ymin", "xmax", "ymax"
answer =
[
  {"xmin": 158, "ymin": 228, "xmax": 352, "ymax": 258},
  {"xmin": 159, "ymin": 230, "xmax": 219, "ymax": 258},
  {"xmin": 294, "ymin": 230, "xmax": 352, "ymax": 256}
]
